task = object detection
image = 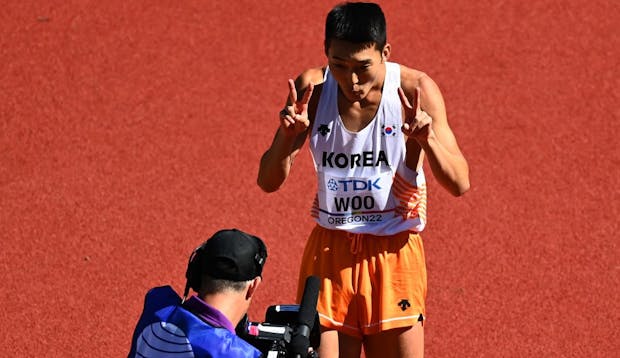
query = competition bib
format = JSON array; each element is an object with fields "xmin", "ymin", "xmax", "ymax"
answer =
[{"xmin": 317, "ymin": 170, "xmax": 395, "ymax": 228}]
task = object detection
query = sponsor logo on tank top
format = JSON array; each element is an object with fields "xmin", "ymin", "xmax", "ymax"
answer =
[{"xmin": 318, "ymin": 124, "xmax": 331, "ymax": 136}]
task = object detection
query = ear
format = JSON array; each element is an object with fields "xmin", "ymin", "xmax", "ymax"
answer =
[
  {"xmin": 382, "ymin": 43, "xmax": 391, "ymax": 62},
  {"xmin": 245, "ymin": 276, "xmax": 262, "ymax": 300}
]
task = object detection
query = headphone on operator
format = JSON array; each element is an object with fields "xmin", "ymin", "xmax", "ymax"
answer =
[{"xmin": 183, "ymin": 230, "xmax": 267, "ymax": 301}]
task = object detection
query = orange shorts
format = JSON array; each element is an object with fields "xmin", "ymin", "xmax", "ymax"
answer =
[{"xmin": 297, "ymin": 225, "xmax": 427, "ymax": 338}]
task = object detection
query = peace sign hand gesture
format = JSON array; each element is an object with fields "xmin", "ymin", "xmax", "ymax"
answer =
[
  {"xmin": 279, "ymin": 79, "xmax": 315, "ymax": 137},
  {"xmin": 398, "ymin": 87, "xmax": 434, "ymax": 143}
]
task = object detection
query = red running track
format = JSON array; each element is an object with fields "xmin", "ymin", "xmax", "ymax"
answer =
[{"xmin": 1, "ymin": 0, "xmax": 618, "ymax": 356}]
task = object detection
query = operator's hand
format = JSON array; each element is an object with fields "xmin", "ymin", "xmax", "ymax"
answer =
[
  {"xmin": 398, "ymin": 86, "xmax": 434, "ymax": 143},
  {"xmin": 279, "ymin": 79, "xmax": 314, "ymax": 137}
]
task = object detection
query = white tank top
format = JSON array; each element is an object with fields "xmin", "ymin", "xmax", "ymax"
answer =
[{"xmin": 309, "ymin": 62, "xmax": 427, "ymax": 235}]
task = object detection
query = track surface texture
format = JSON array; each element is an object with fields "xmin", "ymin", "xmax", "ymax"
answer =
[{"xmin": 1, "ymin": 1, "xmax": 618, "ymax": 357}]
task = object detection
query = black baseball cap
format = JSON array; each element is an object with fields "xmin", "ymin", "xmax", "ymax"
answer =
[{"xmin": 200, "ymin": 229, "xmax": 267, "ymax": 281}]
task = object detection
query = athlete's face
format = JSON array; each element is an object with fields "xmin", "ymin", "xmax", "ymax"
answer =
[{"xmin": 326, "ymin": 39, "xmax": 390, "ymax": 102}]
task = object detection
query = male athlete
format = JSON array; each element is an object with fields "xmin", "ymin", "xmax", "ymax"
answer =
[{"xmin": 257, "ymin": 2, "xmax": 470, "ymax": 357}]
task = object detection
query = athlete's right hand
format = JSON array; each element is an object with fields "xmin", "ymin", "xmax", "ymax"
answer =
[{"xmin": 279, "ymin": 79, "xmax": 314, "ymax": 137}]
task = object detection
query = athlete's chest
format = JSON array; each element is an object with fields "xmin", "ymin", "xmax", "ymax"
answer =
[{"xmin": 337, "ymin": 93, "xmax": 382, "ymax": 132}]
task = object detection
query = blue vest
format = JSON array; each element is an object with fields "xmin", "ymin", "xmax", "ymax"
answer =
[{"xmin": 128, "ymin": 286, "xmax": 262, "ymax": 358}]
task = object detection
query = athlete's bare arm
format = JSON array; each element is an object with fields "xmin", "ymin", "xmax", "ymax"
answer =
[
  {"xmin": 399, "ymin": 66, "xmax": 470, "ymax": 196},
  {"xmin": 257, "ymin": 68, "xmax": 324, "ymax": 193}
]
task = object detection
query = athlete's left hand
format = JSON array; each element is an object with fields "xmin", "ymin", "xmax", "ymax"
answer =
[{"xmin": 398, "ymin": 87, "xmax": 434, "ymax": 143}]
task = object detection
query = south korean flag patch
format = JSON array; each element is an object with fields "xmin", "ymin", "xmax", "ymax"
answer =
[{"xmin": 382, "ymin": 124, "xmax": 398, "ymax": 136}]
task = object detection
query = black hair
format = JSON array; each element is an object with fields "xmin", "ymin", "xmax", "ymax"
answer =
[
  {"xmin": 201, "ymin": 276, "xmax": 251, "ymax": 294},
  {"xmin": 324, "ymin": 2, "xmax": 387, "ymax": 54}
]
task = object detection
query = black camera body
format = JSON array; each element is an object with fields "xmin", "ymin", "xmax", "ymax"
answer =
[{"xmin": 236, "ymin": 304, "xmax": 321, "ymax": 357}]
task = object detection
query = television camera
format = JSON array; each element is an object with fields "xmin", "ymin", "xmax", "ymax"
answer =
[{"xmin": 236, "ymin": 276, "xmax": 321, "ymax": 358}]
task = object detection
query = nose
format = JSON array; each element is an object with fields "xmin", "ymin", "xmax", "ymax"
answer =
[{"xmin": 351, "ymin": 71, "xmax": 359, "ymax": 85}]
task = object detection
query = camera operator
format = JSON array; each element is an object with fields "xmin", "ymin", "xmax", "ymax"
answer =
[{"xmin": 128, "ymin": 228, "xmax": 267, "ymax": 358}]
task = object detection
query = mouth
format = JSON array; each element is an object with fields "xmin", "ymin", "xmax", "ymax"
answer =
[
  {"xmin": 339, "ymin": 86, "xmax": 364, "ymax": 101},
  {"xmin": 351, "ymin": 89, "xmax": 363, "ymax": 97}
]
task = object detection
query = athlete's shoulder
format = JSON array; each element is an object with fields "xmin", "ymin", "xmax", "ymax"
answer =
[
  {"xmin": 399, "ymin": 64, "xmax": 432, "ymax": 90},
  {"xmin": 296, "ymin": 66, "xmax": 327, "ymax": 88},
  {"xmin": 294, "ymin": 67, "xmax": 326, "ymax": 119},
  {"xmin": 398, "ymin": 64, "xmax": 442, "ymax": 101}
]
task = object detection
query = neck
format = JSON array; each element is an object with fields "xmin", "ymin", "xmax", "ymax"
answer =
[{"xmin": 200, "ymin": 292, "xmax": 248, "ymax": 327}]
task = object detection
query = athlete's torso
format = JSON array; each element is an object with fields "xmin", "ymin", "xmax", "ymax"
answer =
[{"xmin": 309, "ymin": 62, "xmax": 427, "ymax": 235}]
